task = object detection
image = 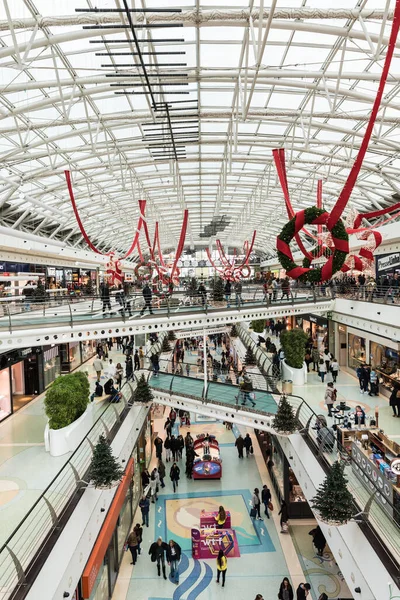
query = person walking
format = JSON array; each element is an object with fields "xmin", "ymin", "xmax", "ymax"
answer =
[
  {"xmin": 170, "ymin": 462, "xmax": 180, "ymax": 493},
  {"xmin": 170, "ymin": 435, "xmax": 179, "ymax": 462},
  {"xmin": 127, "ymin": 527, "xmax": 140, "ymax": 565},
  {"xmin": 224, "ymin": 280, "xmax": 232, "ymax": 308},
  {"xmin": 369, "ymin": 369, "xmax": 378, "ymax": 396},
  {"xmin": 134, "ymin": 349, "xmax": 140, "ymax": 371},
  {"xmin": 357, "ymin": 364, "xmax": 369, "ymax": 393},
  {"xmin": 330, "ymin": 357, "xmax": 339, "ymax": 383},
  {"xmin": 125, "ymin": 355, "xmax": 133, "ymax": 381},
  {"xmin": 115, "ymin": 362, "xmax": 123, "ymax": 390},
  {"xmin": 164, "ymin": 436, "xmax": 172, "ymax": 462},
  {"xmin": 296, "ymin": 583, "xmax": 311, "ymax": 600},
  {"xmin": 216, "ymin": 550, "xmax": 227, "ymax": 587},
  {"xmin": 184, "ymin": 432, "xmax": 194, "ymax": 452},
  {"xmin": 100, "ymin": 281, "xmax": 111, "ymax": 315},
  {"xmin": 134, "ymin": 523, "xmax": 143, "ymax": 555},
  {"xmin": 167, "ymin": 540, "xmax": 182, "ymax": 585},
  {"xmin": 318, "ymin": 359, "xmax": 327, "ymax": 383},
  {"xmin": 141, "ymin": 468, "xmax": 150, "ymax": 490},
  {"xmin": 149, "ymin": 469, "xmax": 159, "ymax": 503},
  {"xmin": 139, "ymin": 346, "xmax": 145, "ymax": 369},
  {"xmin": 311, "ymin": 346, "xmax": 320, "ymax": 372},
  {"xmin": 158, "ymin": 459, "xmax": 166, "ymax": 488},
  {"xmin": 389, "ymin": 385, "xmax": 400, "ymax": 417},
  {"xmin": 243, "ymin": 433, "xmax": 253, "ymax": 457},
  {"xmin": 149, "ymin": 537, "xmax": 169, "ymax": 580},
  {"xmin": 261, "ymin": 484, "xmax": 271, "ymax": 518},
  {"xmin": 139, "ymin": 495, "xmax": 150, "ymax": 527},
  {"xmin": 278, "ymin": 500, "xmax": 289, "ymax": 532},
  {"xmin": 140, "ymin": 282, "xmax": 153, "ymax": 316},
  {"xmin": 251, "ymin": 487, "xmax": 263, "ymax": 521},
  {"xmin": 154, "ymin": 436, "xmax": 163, "ymax": 460},
  {"xmin": 324, "ymin": 382, "xmax": 337, "ymax": 417},
  {"xmin": 235, "ymin": 434, "xmax": 244, "ymax": 459},
  {"xmin": 278, "ymin": 578, "xmax": 294, "ymax": 600},
  {"xmin": 93, "ymin": 355, "xmax": 103, "ymax": 382},
  {"xmin": 234, "ymin": 280, "xmax": 243, "ymax": 307},
  {"xmin": 164, "ymin": 417, "xmax": 172, "ymax": 439}
]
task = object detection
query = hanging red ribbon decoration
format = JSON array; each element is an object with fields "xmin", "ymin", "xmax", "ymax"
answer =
[
  {"xmin": 206, "ymin": 232, "xmax": 256, "ymax": 282},
  {"xmin": 65, "ymin": 170, "xmax": 188, "ymax": 287},
  {"xmin": 275, "ymin": 0, "xmax": 400, "ymax": 282}
]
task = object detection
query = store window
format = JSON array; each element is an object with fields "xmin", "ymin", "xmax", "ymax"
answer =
[
  {"xmin": 0, "ymin": 368, "xmax": 11, "ymax": 421},
  {"xmin": 43, "ymin": 346, "xmax": 61, "ymax": 388},
  {"xmin": 371, "ymin": 342, "xmax": 400, "ymax": 392},
  {"xmin": 88, "ymin": 562, "xmax": 109, "ymax": 600},
  {"xmin": 348, "ymin": 333, "xmax": 366, "ymax": 370},
  {"xmin": 81, "ymin": 340, "xmax": 96, "ymax": 364},
  {"xmin": 117, "ymin": 491, "xmax": 133, "ymax": 563}
]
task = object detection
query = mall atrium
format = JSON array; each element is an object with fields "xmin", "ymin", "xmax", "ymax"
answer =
[{"xmin": 0, "ymin": 2, "xmax": 400, "ymax": 600}]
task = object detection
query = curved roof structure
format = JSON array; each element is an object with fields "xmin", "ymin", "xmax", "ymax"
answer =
[{"xmin": 0, "ymin": 1, "xmax": 399, "ymax": 259}]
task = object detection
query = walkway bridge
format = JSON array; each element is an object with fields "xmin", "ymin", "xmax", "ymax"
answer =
[{"xmin": 0, "ymin": 288, "xmax": 333, "ymax": 350}]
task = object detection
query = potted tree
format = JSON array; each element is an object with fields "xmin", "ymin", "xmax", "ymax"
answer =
[
  {"xmin": 229, "ymin": 324, "xmax": 238, "ymax": 338},
  {"xmin": 244, "ymin": 345, "xmax": 257, "ymax": 366},
  {"xmin": 133, "ymin": 373, "xmax": 154, "ymax": 404},
  {"xmin": 312, "ymin": 461, "xmax": 354, "ymax": 525},
  {"xmin": 250, "ymin": 319, "xmax": 265, "ymax": 334},
  {"xmin": 272, "ymin": 394, "xmax": 299, "ymax": 435},
  {"xmin": 44, "ymin": 372, "xmax": 92, "ymax": 456},
  {"xmin": 89, "ymin": 434, "xmax": 124, "ymax": 489},
  {"xmin": 280, "ymin": 328, "xmax": 308, "ymax": 385}
]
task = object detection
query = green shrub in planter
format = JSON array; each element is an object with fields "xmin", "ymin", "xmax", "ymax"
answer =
[
  {"xmin": 251, "ymin": 319, "xmax": 265, "ymax": 333},
  {"xmin": 44, "ymin": 372, "xmax": 90, "ymax": 430},
  {"xmin": 280, "ymin": 328, "xmax": 308, "ymax": 369}
]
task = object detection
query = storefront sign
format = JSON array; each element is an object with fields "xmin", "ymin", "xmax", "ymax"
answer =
[
  {"xmin": 19, "ymin": 347, "xmax": 32, "ymax": 357},
  {"xmin": 376, "ymin": 252, "xmax": 400, "ymax": 275},
  {"xmin": 81, "ymin": 458, "xmax": 134, "ymax": 598}
]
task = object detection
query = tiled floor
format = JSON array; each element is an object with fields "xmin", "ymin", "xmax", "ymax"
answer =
[{"xmin": 112, "ymin": 417, "xmax": 350, "ymax": 600}]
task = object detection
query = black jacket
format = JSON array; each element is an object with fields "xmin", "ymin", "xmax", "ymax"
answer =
[
  {"xmin": 243, "ymin": 435, "xmax": 252, "ymax": 449},
  {"xmin": 235, "ymin": 437, "xmax": 244, "ymax": 449},
  {"xmin": 261, "ymin": 487, "xmax": 271, "ymax": 504},
  {"xmin": 278, "ymin": 582, "xmax": 294, "ymax": 600},
  {"xmin": 148, "ymin": 541, "xmax": 169, "ymax": 562},
  {"xmin": 143, "ymin": 285, "xmax": 152, "ymax": 301},
  {"xmin": 170, "ymin": 465, "xmax": 180, "ymax": 481},
  {"xmin": 167, "ymin": 542, "xmax": 182, "ymax": 562}
]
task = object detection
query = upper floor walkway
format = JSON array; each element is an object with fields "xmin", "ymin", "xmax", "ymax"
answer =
[{"xmin": 0, "ymin": 286, "xmax": 333, "ymax": 350}]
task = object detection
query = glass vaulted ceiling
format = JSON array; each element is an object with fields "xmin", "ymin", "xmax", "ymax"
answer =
[{"xmin": 0, "ymin": 0, "xmax": 399, "ymax": 258}]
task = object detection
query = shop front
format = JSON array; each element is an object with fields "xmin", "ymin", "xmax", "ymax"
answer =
[
  {"xmin": 0, "ymin": 347, "xmax": 44, "ymax": 421},
  {"xmin": 81, "ymin": 459, "xmax": 134, "ymax": 600},
  {"xmin": 256, "ymin": 430, "xmax": 313, "ymax": 519},
  {"xmin": 370, "ymin": 341, "xmax": 400, "ymax": 395},
  {"xmin": 81, "ymin": 340, "xmax": 97, "ymax": 364},
  {"xmin": 43, "ymin": 345, "xmax": 61, "ymax": 388},
  {"xmin": 296, "ymin": 313, "xmax": 328, "ymax": 350},
  {"xmin": 348, "ymin": 332, "xmax": 367, "ymax": 369},
  {"xmin": 60, "ymin": 342, "xmax": 82, "ymax": 373}
]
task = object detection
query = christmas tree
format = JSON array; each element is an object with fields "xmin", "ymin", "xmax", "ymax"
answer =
[
  {"xmin": 312, "ymin": 461, "xmax": 354, "ymax": 525},
  {"xmin": 161, "ymin": 337, "xmax": 172, "ymax": 353},
  {"xmin": 188, "ymin": 277, "xmax": 198, "ymax": 298},
  {"xmin": 272, "ymin": 394, "xmax": 299, "ymax": 434},
  {"xmin": 33, "ymin": 278, "xmax": 47, "ymax": 303},
  {"xmin": 168, "ymin": 330, "xmax": 177, "ymax": 341},
  {"xmin": 90, "ymin": 434, "xmax": 124, "ymax": 489},
  {"xmin": 211, "ymin": 277, "xmax": 224, "ymax": 301},
  {"xmin": 84, "ymin": 277, "xmax": 95, "ymax": 296},
  {"xmin": 230, "ymin": 324, "xmax": 238, "ymax": 338},
  {"xmin": 244, "ymin": 345, "xmax": 257, "ymax": 366},
  {"xmin": 133, "ymin": 373, "xmax": 154, "ymax": 404}
]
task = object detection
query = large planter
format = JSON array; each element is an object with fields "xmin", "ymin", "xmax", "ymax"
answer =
[
  {"xmin": 44, "ymin": 404, "xmax": 96, "ymax": 457},
  {"xmin": 282, "ymin": 359, "xmax": 307, "ymax": 386}
]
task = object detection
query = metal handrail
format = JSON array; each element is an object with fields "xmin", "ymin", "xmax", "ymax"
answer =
[{"xmin": 0, "ymin": 380, "xmax": 136, "ymax": 600}]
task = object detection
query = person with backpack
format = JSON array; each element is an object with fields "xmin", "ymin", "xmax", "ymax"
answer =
[{"xmin": 324, "ymin": 382, "xmax": 337, "ymax": 417}]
